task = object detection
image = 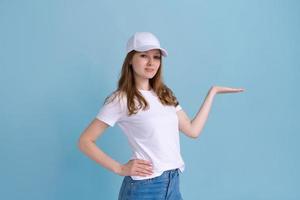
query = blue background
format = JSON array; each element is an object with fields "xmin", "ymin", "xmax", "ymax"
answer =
[{"xmin": 1, "ymin": 0, "xmax": 299, "ymax": 199}]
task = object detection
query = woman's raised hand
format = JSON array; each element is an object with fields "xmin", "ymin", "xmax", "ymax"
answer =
[
  {"xmin": 210, "ymin": 86, "xmax": 245, "ymax": 95},
  {"xmin": 119, "ymin": 159, "xmax": 153, "ymax": 177}
]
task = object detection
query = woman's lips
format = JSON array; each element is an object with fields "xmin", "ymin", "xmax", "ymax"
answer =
[{"xmin": 145, "ymin": 68, "xmax": 155, "ymax": 72}]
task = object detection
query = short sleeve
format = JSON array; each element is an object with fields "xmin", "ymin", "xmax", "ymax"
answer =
[
  {"xmin": 175, "ymin": 104, "xmax": 182, "ymax": 112},
  {"xmin": 96, "ymin": 94, "xmax": 125, "ymax": 127}
]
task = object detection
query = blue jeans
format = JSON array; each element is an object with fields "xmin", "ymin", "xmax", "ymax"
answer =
[{"xmin": 118, "ymin": 168, "xmax": 183, "ymax": 200}]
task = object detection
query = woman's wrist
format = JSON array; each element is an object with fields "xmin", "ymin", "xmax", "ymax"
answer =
[
  {"xmin": 208, "ymin": 86, "xmax": 217, "ymax": 96},
  {"xmin": 114, "ymin": 163, "xmax": 123, "ymax": 176}
]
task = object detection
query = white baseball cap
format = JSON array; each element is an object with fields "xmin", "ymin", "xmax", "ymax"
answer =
[{"xmin": 126, "ymin": 32, "xmax": 168, "ymax": 57}]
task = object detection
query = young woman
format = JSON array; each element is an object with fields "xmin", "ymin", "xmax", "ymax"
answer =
[{"xmin": 78, "ymin": 32, "xmax": 245, "ymax": 200}]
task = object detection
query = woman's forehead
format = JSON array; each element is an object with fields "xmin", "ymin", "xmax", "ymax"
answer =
[{"xmin": 138, "ymin": 49, "xmax": 161, "ymax": 54}]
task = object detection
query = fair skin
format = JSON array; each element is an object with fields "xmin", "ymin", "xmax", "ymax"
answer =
[
  {"xmin": 130, "ymin": 49, "xmax": 161, "ymax": 90},
  {"xmin": 77, "ymin": 49, "xmax": 245, "ymax": 178}
]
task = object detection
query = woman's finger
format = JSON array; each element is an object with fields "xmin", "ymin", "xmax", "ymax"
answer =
[
  {"xmin": 217, "ymin": 87, "xmax": 245, "ymax": 93},
  {"xmin": 134, "ymin": 169, "xmax": 152, "ymax": 176},
  {"xmin": 136, "ymin": 165, "xmax": 153, "ymax": 174},
  {"xmin": 136, "ymin": 159, "xmax": 153, "ymax": 166}
]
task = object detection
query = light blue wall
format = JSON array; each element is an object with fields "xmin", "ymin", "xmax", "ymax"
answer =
[{"xmin": 1, "ymin": 0, "xmax": 299, "ymax": 199}]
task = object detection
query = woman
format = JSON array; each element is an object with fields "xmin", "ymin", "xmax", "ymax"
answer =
[{"xmin": 78, "ymin": 32, "xmax": 245, "ymax": 199}]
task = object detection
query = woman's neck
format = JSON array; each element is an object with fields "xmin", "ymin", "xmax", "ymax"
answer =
[{"xmin": 135, "ymin": 78, "xmax": 151, "ymax": 91}]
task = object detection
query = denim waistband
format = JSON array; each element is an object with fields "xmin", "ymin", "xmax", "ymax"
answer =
[
  {"xmin": 159, "ymin": 168, "xmax": 179, "ymax": 179},
  {"xmin": 126, "ymin": 168, "xmax": 179, "ymax": 183}
]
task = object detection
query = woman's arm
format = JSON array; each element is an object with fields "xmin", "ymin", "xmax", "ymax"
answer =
[
  {"xmin": 77, "ymin": 119, "xmax": 123, "ymax": 174},
  {"xmin": 78, "ymin": 119, "xmax": 154, "ymax": 177},
  {"xmin": 177, "ymin": 86, "xmax": 245, "ymax": 139}
]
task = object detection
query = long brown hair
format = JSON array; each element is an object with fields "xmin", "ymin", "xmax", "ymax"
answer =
[{"xmin": 104, "ymin": 50, "xmax": 179, "ymax": 116}]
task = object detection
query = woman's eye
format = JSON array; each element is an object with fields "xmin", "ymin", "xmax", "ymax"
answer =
[{"xmin": 140, "ymin": 54, "xmax": 160, "ymax": 59}]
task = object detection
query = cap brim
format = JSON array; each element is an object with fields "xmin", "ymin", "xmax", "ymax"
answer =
[{"xmin": 135, "ymin": 45, "xmax": 168, "ymax": 57}]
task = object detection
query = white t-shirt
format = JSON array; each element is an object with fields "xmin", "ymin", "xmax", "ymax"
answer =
[{"xmin": 96, "ymin": 89, "xmax": 185, "ymax": 180}]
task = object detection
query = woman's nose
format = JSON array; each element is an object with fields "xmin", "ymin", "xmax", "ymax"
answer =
[{"xmin": 147, "ymin": 57, "xmax": 153, "ymax": 65}]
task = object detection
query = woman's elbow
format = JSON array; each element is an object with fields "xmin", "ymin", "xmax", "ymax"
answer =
[
  {"xmin": 190, "ymin": 133, "xmax": 198, "ymax": 139},
  {"xmin": 77, "ymin": 136, "xmax": 91, "ymax": 151},
  {"xmin": 190, "ymin": 129, "xmax": 200, "ymax": 139}
]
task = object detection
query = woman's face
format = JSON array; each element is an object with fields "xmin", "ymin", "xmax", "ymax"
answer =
[{"xmin": 130, "ymin": 49, "xmax": 161, "ymax": 80}]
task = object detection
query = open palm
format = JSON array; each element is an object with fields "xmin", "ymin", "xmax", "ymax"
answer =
[{"xmin": 210, "ymin": 86, "xmax": 245, "ymax": 94}]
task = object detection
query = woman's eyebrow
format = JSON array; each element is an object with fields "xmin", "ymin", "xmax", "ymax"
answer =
[
  {"xmin": 141, "ymin": 53, "xmax": 161, "ymax": 56},
  {"xmin": 140, "ymin": 51, "xmax": 161, "ymax": 56}
]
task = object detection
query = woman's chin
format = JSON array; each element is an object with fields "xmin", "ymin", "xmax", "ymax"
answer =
[
  {"xmin": 142, "ymin": 74, "xmax": 155, "ymax": 79},
  {"xmin": 148, "ymin": 75, "xmax": 156, "ymax": 79}
]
